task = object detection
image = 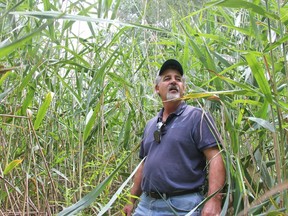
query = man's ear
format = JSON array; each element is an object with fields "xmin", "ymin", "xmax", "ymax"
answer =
[
  {"xmin": 155, "ymin": 84, "xmax": 159, "ymax": 92},
  {"xmin": 155, "ymin": 85, "xmax": 160, "ymax": 95}
]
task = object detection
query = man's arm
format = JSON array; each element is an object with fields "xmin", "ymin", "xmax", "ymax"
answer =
[
  {"xmin": 122, "ymin": 162, "xmax": 144, "ymax": 216},
  {"xmin": 202, "ymin": 146, "xmax": 226, "ymax": 216}
]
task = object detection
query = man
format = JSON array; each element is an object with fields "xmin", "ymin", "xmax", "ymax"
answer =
[{"xmin": 123, "ymin": 59, "xmax": 226, "ymax": 216}]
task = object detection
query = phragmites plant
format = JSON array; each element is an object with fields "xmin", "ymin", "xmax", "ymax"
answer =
[{"xmin": 0, "ymin": 0, "xmax": 287, "ymax": 215}]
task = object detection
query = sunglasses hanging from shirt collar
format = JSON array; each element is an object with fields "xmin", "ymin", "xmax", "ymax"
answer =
[{"xmin": 154, "ymin": 121, "xmax": 166, "ymax": 143}]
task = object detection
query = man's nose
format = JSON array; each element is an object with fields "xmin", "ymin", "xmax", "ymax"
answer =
[{"xmin": 169, "ymin": 79, "xmax": 177, "ymax": 85}]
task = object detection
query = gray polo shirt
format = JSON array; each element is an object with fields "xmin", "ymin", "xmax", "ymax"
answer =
[{"xmin": 139, "ymin": 102, "xmax": 221, "ymax": 193}]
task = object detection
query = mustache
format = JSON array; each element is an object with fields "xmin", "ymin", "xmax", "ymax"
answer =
[{"xmin": 168, "ymin": 85, "xmax": 179, "ymax": 91}]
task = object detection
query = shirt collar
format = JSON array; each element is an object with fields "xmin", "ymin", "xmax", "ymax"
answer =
[{"xmin": 157, "ymin": 101, "xmax": 187, "ymax": 121}]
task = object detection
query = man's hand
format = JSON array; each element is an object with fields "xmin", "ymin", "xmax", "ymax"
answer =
[
  {"xmin": 122, "ymin": 203, "xmax": 134, "ymax": 216},
  {"xmin": 201, "ymin": 197, "xmax": 222, "ymax": 216}
]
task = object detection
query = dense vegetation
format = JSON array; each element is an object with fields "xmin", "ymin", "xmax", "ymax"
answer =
[{"xmin": 0, "ymin": 0, "xmax": 287, "ymax": 215}]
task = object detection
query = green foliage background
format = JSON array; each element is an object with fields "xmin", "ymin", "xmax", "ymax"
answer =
[{"xmin": 0, "ymin": 0, "xmax": 287, "ymax": 215}]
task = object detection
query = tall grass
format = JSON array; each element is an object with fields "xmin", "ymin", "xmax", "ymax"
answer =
[{"xmin": 0, "ymin": 0, "xmax": 287, "ymax": 215}]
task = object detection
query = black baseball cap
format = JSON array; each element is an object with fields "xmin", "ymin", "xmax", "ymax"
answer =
[{"xmin": 159, "ymin": 59, "xmax": 183, "ymax": 76}]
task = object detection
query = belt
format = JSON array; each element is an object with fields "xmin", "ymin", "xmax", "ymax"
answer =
[{"xmin": 146, "ymin": 188, "xmax": 201, "ymax": 199}]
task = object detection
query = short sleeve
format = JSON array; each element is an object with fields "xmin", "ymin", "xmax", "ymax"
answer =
[{"xmin": 192, "ymin": 111, "xmax": 221, "ymax": 151}]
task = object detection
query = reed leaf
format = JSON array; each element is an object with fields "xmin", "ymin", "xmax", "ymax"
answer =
[
  {"xmin": 83, "ymin": 102, "xmax": 101, "ymax": 142},
  {"xmin": 211, "ymin": 0, "xmax": 280, "ymax": 20},
  {"xmin": 9, "ymin": 11, "xmax": 166, "ymax": 33},
  {"xmin": 3, "ymin": 159, "xmax": 24, "ymax": 175},
  {"xmin": 0, "ymin": 20, "xmax": 55, "ymax": 58},
  {"xmin": 245, "ymin": 53, "xmax": 273, "ymax": 103},
  {"xmin": 247, "ymin": 117, "xmax": 276, "ymax": 132},
  {"xmin": 0, "ymin": 71, "xmax": 11, "ymax": 86},
  {"xmin": 33, "ymin": 91, "xmax": 54, "ymax": 130},
  {"xmin": 183, "ymin": 89, "xmax": 257, "ymax": 100}
]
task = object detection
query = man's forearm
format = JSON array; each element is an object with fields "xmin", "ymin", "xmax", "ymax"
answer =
[
  {"xmin": 129, "ymin": 184, "xmax": 142, "ymax": 204},
  {"xmin": 202, "ymin": 147, "xmax": 226, "ymax": 215},
  {"xmin": 207, "ymin": 152, "xmax": 226, "ymax": 199},
  {"xmin": 129, "ymin": 162, "xmax": 144, "ymax": 204},
  {"xmin": 123, "ymin": 163, "xmax": 144, "ymax": 215}
]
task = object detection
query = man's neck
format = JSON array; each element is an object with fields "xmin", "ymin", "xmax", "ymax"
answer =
[{"xmin": 162, "ymin": 100, "xmax": 182, "ymax": 122}]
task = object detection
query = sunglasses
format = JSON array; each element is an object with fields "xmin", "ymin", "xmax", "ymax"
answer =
[{"xmin": 154, "ymin": 122, "xmax": 165, "ymax": 143}]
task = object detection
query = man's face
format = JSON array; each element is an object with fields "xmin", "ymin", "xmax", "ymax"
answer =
[{"xmin": 155, "ymin": 69, "xmax": 185, "ymax": 101}]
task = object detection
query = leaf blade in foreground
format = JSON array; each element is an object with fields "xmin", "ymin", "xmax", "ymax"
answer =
[
  {"xmin": 33, "ymin": 92, "xmax": 54, "ymax": 130},
  {"xmin": 4, "ymin": 159, "xmax": 24, "ymax": 175}
]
